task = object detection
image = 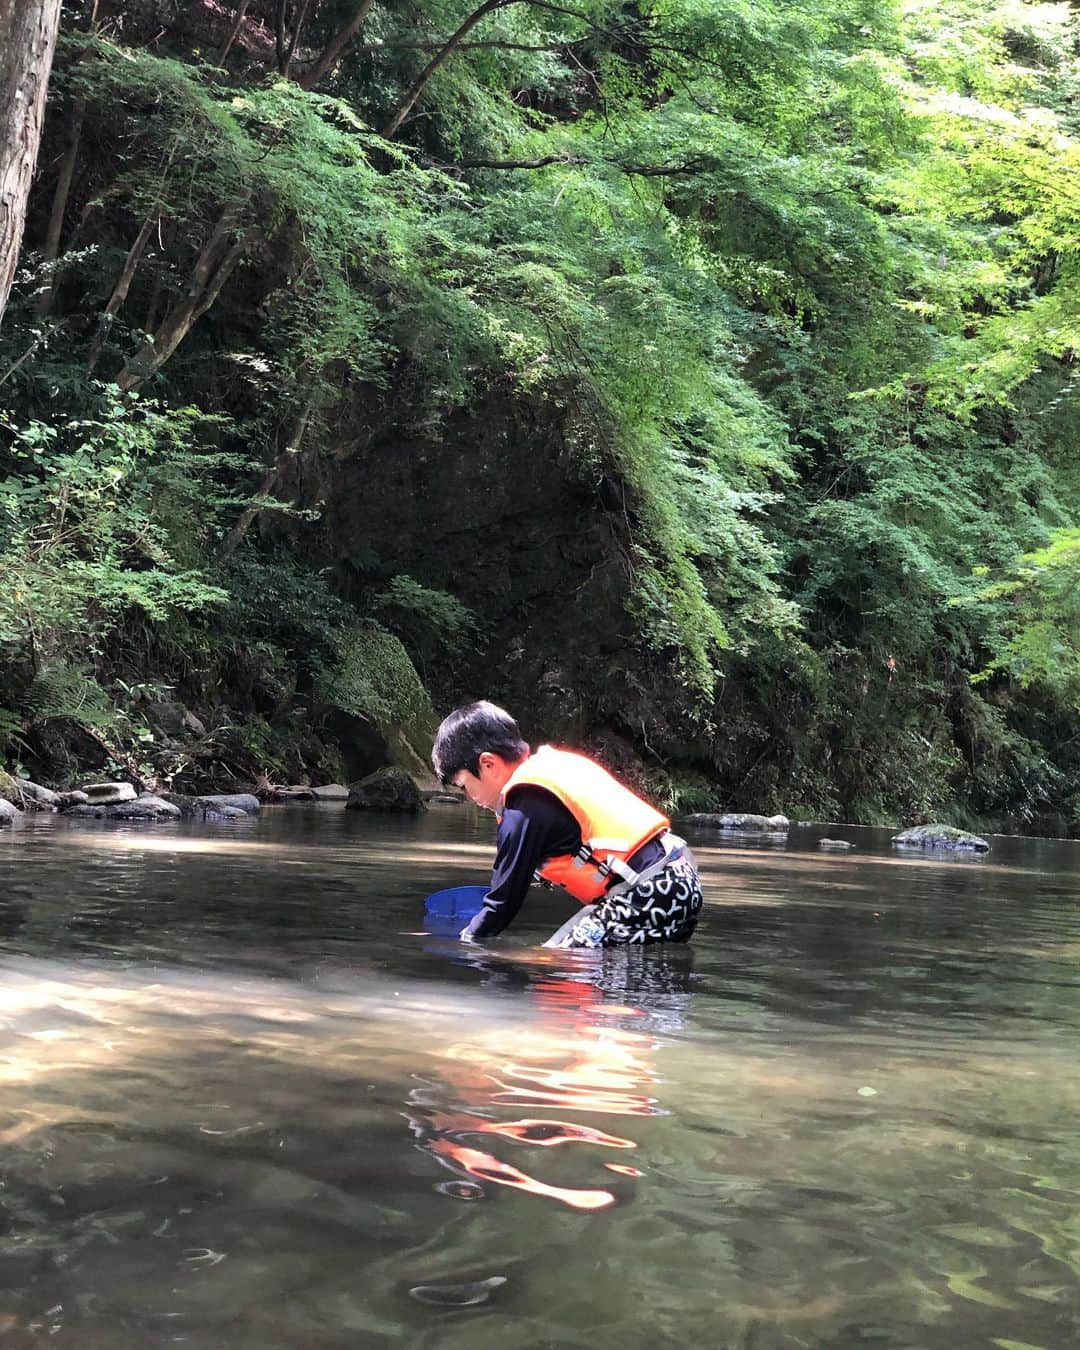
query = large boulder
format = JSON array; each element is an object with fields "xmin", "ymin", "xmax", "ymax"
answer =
[
  {"xmin": 81, "ymin": 782, "xmax": 137, "ymax": 805},
  {"xmin": 346, "ymin": 767, "xmax": 424, "ymax": 813},
  {"xmin": 0, "ymin": 798, "xmax": 19, "ymax": 825},
  {"xmin": 680, "ymin": 812, "xmax": 790, "ymax": 832},
  {"xmin": 892, "ymin": 824, "xmax": 989, "ymax": 853}
]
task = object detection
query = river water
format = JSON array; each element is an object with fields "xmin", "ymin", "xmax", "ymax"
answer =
[{"xmin": 1, "ymin": 805, "xmax": 1079, "ymax": 1348}]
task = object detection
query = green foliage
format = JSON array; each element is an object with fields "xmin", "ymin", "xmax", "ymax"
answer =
[
  {"xmin": 1, "ymin": 0, "xmax": 1077, "ymax": 824},
  {"xmin": 316, "ymin": 623, "xmax": 432, "ymax": 728},
  {"xmin": 0, "ymin": 389, "xmax": 231, "ymax": 667},
  {"xmin": 969, "ymin": 528, "xmax": 1080, "ymax": 706}
]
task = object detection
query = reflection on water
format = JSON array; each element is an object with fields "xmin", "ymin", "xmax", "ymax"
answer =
[
  {"xmin": 1, "ymin": 808, "xmax": 1080, "ymax": 1347},
  {"xmin": 405, "ymin": 952, "xmax": 687, "ymax": 1212}
]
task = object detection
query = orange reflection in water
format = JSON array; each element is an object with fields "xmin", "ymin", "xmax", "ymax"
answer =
[
  {"xmin": 604, "ymin": 1162, "xmax": 644, "ymax": 1178},
  {"xmin": 425, "ymin": 1114, "xmax": 635, "ymax": 1148},
  {"xmin": 410, "ymin": 970, "xmax": 665, "ymax": 1211},
  {"xmin": 426, "ymin": 1138, "xmax": 616, "ymax": 1211}
]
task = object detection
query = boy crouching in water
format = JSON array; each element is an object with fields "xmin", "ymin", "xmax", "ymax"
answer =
[{"xmin": 432, "ymin": 701, "xmax": 702, "ymax": 947}]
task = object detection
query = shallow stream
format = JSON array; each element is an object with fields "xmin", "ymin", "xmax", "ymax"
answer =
[{"xmin": 2, "ymin": 806, "xmax": 1079, "ymax": 1348}]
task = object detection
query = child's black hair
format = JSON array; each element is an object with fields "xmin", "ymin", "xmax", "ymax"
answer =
[{"xmin": 432, "ymin": 701, "xmax": 530, "ymax": 784}]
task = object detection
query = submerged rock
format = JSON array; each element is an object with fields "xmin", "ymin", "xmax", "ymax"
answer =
[
  {"xmin": 892, "ymin": 824, "xmax": 989, "ymax": 853},
  {"xmin": 346, "ymin": 767, "xmax": 423, "ymax": 813},
  {"xmin": 0, "ymin": 798, "xmax": 19, "ymax": 825},
  {"xmin": 819, "ymin": 838, "xmax": 854, "ymax": 852},
  {"xmin": 680, "ymin": 812, "xmax": 789, "ymax": 832},
  {"xmin": 81, "ymin": 781, "xmax": 137, "ymax": 805}
]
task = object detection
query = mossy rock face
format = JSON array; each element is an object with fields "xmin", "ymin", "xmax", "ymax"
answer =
[
  {"xmin": 892, "ymin": 823, "xmax": 989, "ymax": 852},
  {"xmin": 346, "ymin": 767, "xmax": 424, "ymax": 813}
]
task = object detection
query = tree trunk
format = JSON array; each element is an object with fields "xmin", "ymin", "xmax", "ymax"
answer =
[
  {"xmin": 86, "ymin": 209, "xmax": 157, "ymax": 374},
  {"xmin": 281, "ymin": 0, "xmax": 312, "ymax": 80},
  {"xmin": 0, "ymin": 0, "xmax": 64, "ymax": 326},
  {"xmin": 297, "ymin": 0, "xmax": 377, "ymax": 91},
  {"xmin": 115, "ymin": 209, "xmax": 262, "ymax": 393},
  {"xmin": 36, "ymin": 93, "xmax": 86, "ymax": 316},
  {"xmin": 216, "ymin": 0, "xmax": 252, "ymax": 67},
  {"xmin": 381, "ymin": 0, "xmax": 513, "ymax": 139}
]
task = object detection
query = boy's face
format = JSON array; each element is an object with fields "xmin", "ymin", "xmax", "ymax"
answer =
[{"xmin": 452, "ymin": 752, "xmax": 517, "ymax": 812}]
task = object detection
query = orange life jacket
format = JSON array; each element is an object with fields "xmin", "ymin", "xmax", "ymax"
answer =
[{"xmin": 500, "ymin": 745, "xmax": 669, "ymax": 904}]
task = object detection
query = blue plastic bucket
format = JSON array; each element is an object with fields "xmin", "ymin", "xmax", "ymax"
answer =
[{"xmin": 423, "ymin": 885, "xmax": 488, "ymax": 921}]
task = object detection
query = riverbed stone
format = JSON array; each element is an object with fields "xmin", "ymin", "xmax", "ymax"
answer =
[
  {"xmin": 201, "ymin": 792, "xmax": 260, "ymax": 815},
  {"xmin": 66, "ymin": 794, "xmax": 181, "ymax": 821},
  {"xmin": 57, "ymin": 790, "xmax": 89, "ymax": 809},
  {"xmin": 892, "ymin": 823, "xmax": 989, "ymax": 852},
  {"xmin": 163, "ymin": 792, "xmax": 257, "ymax": 819},
  {"xmin": 679, "ymin": 812, "xmax": 790, "ymax": 831},
  {"xmin": 0, "ymin": 798, "xmax": 19, "ymax": 825},
  {"xmin": 115, "ymin": 794, "xmax": 183, "ymax": 820},
  {"xmin": 346, "ymin": 767, "xmax": 423, "ymax": 813},
  {"xmin": 14, "ymin": 779, "xmax": 61, "ymax": 810},
  {"xmin": 311, "ymin": 783, "xmax": 350, "ymax": 800},
  {"xmin": 81, "ymin": 781, "xmax": 137, "ymax": 805},
  {"xmin": 819, "ymin": 838, "xmax": 855, "ymax": 851}
]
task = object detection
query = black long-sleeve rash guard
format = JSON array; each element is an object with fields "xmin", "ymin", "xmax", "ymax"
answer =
[
  {"xmin": 462, "ymin": 785, "xmax": 581, "ymax": 940},
  {"xmin": 462, "ymin": 783, "xmax": 666, "ymax": 941}
]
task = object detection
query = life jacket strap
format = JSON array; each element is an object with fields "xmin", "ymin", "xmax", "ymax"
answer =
[{"xmin": 602, "ymin": 832, "xmax": 688, "ymax": 897}]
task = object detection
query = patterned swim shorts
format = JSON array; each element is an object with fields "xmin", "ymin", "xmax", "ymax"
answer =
[{"xmin": 556, "ymin": 856, "xmax": 703, "ymax": 949}]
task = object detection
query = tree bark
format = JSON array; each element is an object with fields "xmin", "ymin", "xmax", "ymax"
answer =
[
  {"xmin": 216, "ymin": 0, "xmax": 252, "ymax": 67},
  {"xmin": 115, "ymin": 210, "xmax": 262, "ymax": 393},
  {"xmin": 297, "ymin": 0, "xmax": 377, "ymax": 90},
  {"xmin": 36, "ymin": 93, "xmax": 86, "ymax": 316},
  {"xmin": 281, "ymin": 0, "xmax": 312, "ymax": 80},
  {"xmin": 381, "ymin": 0, "xmax": 514, "ymax": 139},
  {"xmin": 86, "ymin": 209, "xmax": 157, "ymax": 374},
  {"xmin": 0, "ymin": 0, "xmax": 64, "ymax": 327}
]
